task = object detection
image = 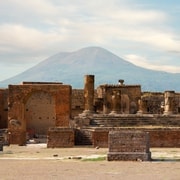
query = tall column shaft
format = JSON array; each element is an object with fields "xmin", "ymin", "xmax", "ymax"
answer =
[{"xmin": 84, "ymin": 75, "xmax": 94, "ymax": 113}]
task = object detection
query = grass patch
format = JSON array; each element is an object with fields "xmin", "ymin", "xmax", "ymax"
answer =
[{"xmin": 82, "ymin": 156, "xmax": 106, "ymax": 162}]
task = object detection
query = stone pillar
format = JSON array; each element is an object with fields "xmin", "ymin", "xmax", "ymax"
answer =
[
  {"xmin": 137, "ymin": 98, "xmax": 148, "ymax": 114},
  {"xmin": 164, "ymin": 91, "xmax": 175, "ymax": 115},
  {"xmin": 83, "ymin": 75, "xmax": 94, "ymax": 115},
  {"xmin": 103, "ymin": 87, "xmax": 109, "ymax": 114}
]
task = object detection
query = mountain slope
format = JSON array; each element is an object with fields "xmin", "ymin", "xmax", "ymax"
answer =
[{"xmin": 0, "ymin": 47, "xmax": 180, "ymax": 91}]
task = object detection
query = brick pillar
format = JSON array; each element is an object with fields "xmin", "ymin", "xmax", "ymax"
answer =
[
  {"xmin": 83, "ymin": 75, "xmax": 94, "ymax": 115},
  {"xmin": 164, "ymin": 91, "xmax": 175, "ymax": 115}
]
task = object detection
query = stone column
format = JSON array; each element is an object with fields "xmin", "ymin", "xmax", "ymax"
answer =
[
  {"xmin": 164, "ymin": 91, "xmax": 175, "ymax": 115},
  {"xmin": 137, "ymin": 99, "xmax": 143, "ymax": 114},
  {"xmin": 102, "ymin": 86, "xmax": 109, "ymax": 114},
  {"xmin": 83, "ymin": 75, "xmax": 94, "ymax": 115},
  {"xmin": 137, "ymin": 98, "xmax": 147, "ymax": 114}
]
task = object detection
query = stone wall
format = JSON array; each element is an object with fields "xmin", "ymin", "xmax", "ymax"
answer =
[
  {"xmin": 141, "ymin": 92, "xmax": 180, "ymax": 114},
  {"xmin": 96, "ymin": 84, "xmax": 141, "ymax": 114},
  {"xmin": 92, "ymin": 129, "xmax": 109, "ymax": 148},
  {"xmin": 0, "ymin": 89, "xmax": 8, "ymax": 129},
  {"xmin": 91, "ymin": 127, "xmax": 180, "ymax": 148},
  {"xmin": 141, "ymin": 92, "xmax": 164, "ymax": 114},
  {"xmin": 8, "ymin": 83, "xmax": 72, "ymax": 145},
  {"xmin": 71, "ymin": 89, "xmax": 84, "ymax": 117},
  {"xmin": 107, "ymin": 130, "xmax": 151, "ymax": 161},
  {"xmin": 47, "ymin": 127, "xmax": 74, "ymax": 148},
  {"xmin": 149, "ymin": 129, "xmax": 180, "ymax": 147}
]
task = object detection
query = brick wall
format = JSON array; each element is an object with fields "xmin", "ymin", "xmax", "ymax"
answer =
[
  {"xmin": 148, "ymin": 129, "xmax": 180, "ymax": 147},
  {"xmin": 8, "ymin": 83, "xmax": 72, "ymax": 145},
  {"xmin": 47, "ymin": 127, "xmax": 74, "ymax": 148},
  {"xmin": 107, "ymin": 130, "xmax": 151, "ymax": 161},
  {"xmin": 91, "ymin": 127, "xmax": 180, "ymax": 148},
  {"xmin": 0, "ymin": 89, "xmax": 8, "ymax": 129},
  {"xmin": 71, "ymin": 89, "xmax": 84, "ymax": 117},
  {"xmin": 92, "ymin": 129, "xmax": 109, "ymax": 148}
]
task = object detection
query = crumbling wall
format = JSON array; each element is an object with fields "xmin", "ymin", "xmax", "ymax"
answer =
[
  {"xmin": 8, "ymin": 83, "xmax": 72, "ymax": 145},
  {"xmin": 0, "ymin": 89, "xmax": 8, "ymax": 128},
  {"xmin": 91, "ymin": 127, "xmax": 180, "ymax": 148},
  {"xmin": 96, "ymin": 84, "xmax": 141, "ymax": 114},
  {"xmin": 71, "ymin": 89, "xmax": 84, "ymax": 117},
  {"xmin": 141, "ymin": 92, "xmax": 180, "ymax": 114}
]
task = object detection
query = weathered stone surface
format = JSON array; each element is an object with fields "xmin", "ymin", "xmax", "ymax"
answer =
[
  {"xmin": 83, "ymin": 75, "xmax": 94, "ymax": 115},
  {"xmin": 107, "ymin": 152, "xmax": 151, "ymax": 161},
  {"xmin": 0, "ymin": 89, "xmax": 8, "ymax": 129},
  {"xmin": 88, "ymin": 127, "xmax": 180, "ymax": 148},
  {"xmin": 164, "ymin": 91, "xmax": 175, "ymax": 115},
  {"xmin": 47, "ymin": 127, "xmax": 74, "ymax": 148},
  {"xmin": 97, "ymin": 84, "xmax": 141, "ymax": 114},
  {"xmin": 107, "ymin": 130, "xmax": 151, "ymax": 161},
  {"xmin": 8, "ymin": 83, "xmax": 72, "ymax": 145},
  {"xmin": 92, "ymin": 129, "xmax": 109, "ymax": 148},
  {"xmin": 71, "ymin": 89, "xmax": 84, "ymax": 117}
]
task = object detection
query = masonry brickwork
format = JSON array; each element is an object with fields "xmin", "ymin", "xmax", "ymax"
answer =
[
  {"xmin": 107, "ymin": 130, "xmax": 151, "ymax": 161},
  {"xmin": 90, "ymin": 127, "xmax": 180, "ymax": 148},
  {"xmin": 8, "ymin": 82, "xmax": 71, "ymax": 145},
  {"xmin": 0, "ymin": 76, "xmax": 180, "ymax": 148},
  {"xmin": 71, "ymin": 89, "xmax": 84, "ymax": 117},
  {"xmin": 0, "ymin": 89, "xmax": 8, "ymax": 129},
  {"xmin": 47, "ymin": 127, "xmax": 74, "ymax": 148}
]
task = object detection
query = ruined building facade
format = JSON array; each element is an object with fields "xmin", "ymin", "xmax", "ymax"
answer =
[{"xmin": 0, "ymin": 75, "xmax": 180, "ymax": 147}]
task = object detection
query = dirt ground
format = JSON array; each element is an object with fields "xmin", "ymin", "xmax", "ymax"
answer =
[{"xmin": 0, "ymin": 144, "xmax": 180, "ymax": 180}]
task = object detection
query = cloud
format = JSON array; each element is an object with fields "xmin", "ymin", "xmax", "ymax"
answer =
[
  {"xmin": 124, "ymin": 54, "xmax": 180, "ymax": 73},
  {"xmin": 0, "ymin": 0, "xmax": 179, "ymax": 75},
  {"xmin": 0, "ymin": 24, "xmax": 64, "ymax": 54}
]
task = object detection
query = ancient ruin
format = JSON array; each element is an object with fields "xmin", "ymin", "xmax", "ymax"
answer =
[
  {"xmin": 107, "ymin": 130, "xmax": 151, "ymax": 161},
  {"xmin": 0, "ymin": 75, "xmax": 180, "ymax": 160}
]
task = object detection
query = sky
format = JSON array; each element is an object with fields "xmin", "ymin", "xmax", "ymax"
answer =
[{"xmin": 0, "ymin": 0, "xmax": 180, "ymax": 81}]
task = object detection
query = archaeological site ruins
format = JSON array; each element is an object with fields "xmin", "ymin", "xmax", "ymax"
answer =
[{"xmin": 0, "ymin": 75, "xmax": 180, "ymax": 160}]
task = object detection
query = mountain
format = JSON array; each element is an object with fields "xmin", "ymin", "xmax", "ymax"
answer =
[{"xmin": 0, "ymin": 47, "xmax": 180, "ymax": 91}]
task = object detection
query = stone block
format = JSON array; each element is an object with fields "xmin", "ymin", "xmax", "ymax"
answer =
[
  {"xmin": 107, "ymin": 130, "xmax": 151, "ymax": 161},
  {"xmin": 47, "ymin": 127, "xmax": 74, "ymax": 148}
]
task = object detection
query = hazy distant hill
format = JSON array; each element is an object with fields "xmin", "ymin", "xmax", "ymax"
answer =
[{"xmin": 0, "ymin": 47, "xmax": 180, "ymax": 91}]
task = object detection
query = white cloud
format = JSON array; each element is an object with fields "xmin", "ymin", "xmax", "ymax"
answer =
[
  {"xmin": 0, "ymin": 24, "xmax": 64, "ymax": 54},
  {"xmin": 0, "ymin": 0, "xmax": 179, "ymax": 78},
  {"xmin": 3, "ymin": 0, "xmax": 59, "ymax": 16},
  {"xmin": 124, "ymin": 54, "xmax": 180, "ymax": 73}
]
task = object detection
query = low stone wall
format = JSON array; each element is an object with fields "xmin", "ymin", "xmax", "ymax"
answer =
[
  {"xmin": 91, "ymin": 127, "xmax": 180, "ymax": 148},
  {"xmin": 149, "ymin": 129, "xmax": 180, "ymax": 147},
  {"xmin": 107, "ymin": 130, "xmax": 151, "ymax": 161},
  {"xmin": 92, "ymin": 129, "xmax": 109, "ymax": 148},
  {"xmin": 47, "ymin": 127, "xmax": 74, "ymax": 148}
]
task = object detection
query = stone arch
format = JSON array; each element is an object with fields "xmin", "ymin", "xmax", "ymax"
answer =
[{"xmin": 24, "ymin": 91, "xmax": 56, "ymax": 137}]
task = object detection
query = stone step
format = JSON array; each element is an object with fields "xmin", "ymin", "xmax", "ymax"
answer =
[
  {"xmin": 75, "ymin": 129, "xmax": 92, "ymax": 145},
  {"xmin": 90, "ymin": 116, "xmax": 180, "ymax": 127}
]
